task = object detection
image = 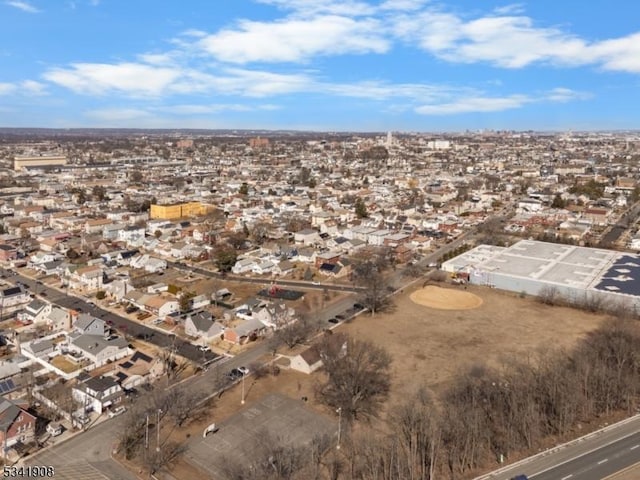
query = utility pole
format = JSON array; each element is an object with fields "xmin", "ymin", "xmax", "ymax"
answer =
[
  {"xmin": 145, "ymin": 414, "xmax": 149, "ymax": 450},
  {"xmin": 336, "ymin": 407, "xmax": 342, "ymax": 450},
  {"xmin": 156, "ymin": 409, "xmax": 161, "ymax": 453}
]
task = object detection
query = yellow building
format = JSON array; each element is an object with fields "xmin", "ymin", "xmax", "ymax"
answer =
[{"xmin": 150, "ymin": 202, "xmax": 213, "ymax": 220}]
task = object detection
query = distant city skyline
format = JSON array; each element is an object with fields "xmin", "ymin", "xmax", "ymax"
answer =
[{"xmin": 1, "ymin": 0, "xmax": 639, "ymax": 131}]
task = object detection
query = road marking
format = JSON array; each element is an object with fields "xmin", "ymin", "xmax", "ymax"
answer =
[
  {"xmin": 631, "ymin": 444, "xmax": 640, "ymax": 450},
  {"xmin": 598, "ymin": 459, "xmax": 609, "ymax": 465},
  {"xmin": 561, "ymin": 475, "xmax": 573, "ymax": 480}
]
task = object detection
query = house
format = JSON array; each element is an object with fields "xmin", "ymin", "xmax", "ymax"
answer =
[
  {"xmin": 0, "ymin": 245, "xmax": 17, "ymax": 263},
  {"xmin": 274, "ymin": 260, "xmax": 295, "ymax": 276},
  {"xmin": 114, "ymin": 351, "xmax": 164, "ymax": 390},
  {"xmin": 294, "ymin": 229, "xmax": 322, "ymax": 246},
  {"xmin": 251, "ymin": 260, "xmax": 276, "ymax": 275},
  {"xmin": 0, "ymin": 396, "xmax": 36, "ymax": 451},
  {"xmin": 296, "ymin": 247, "xmax": 316, "ymax": 263},
  {"xmin": 73, "ymin": 314, "xmax": 107, "ymax": 336},
  {"xmin": 117, "ymin": 226, "xmax": 145, "ymax": 245},
  {"xmin": 224, "ymin": 317, "xmax": 267, "ymax": 344},
  {"xmin": 143, "ymin": 295, "xmax": 179, "ymax": 318},
  {"xmin": 47, "ymin": 307, "xmax": 72, "ymax": 332},
  {"xmin": 69, "ymin": 334, "xmax": 130, "ymax": 367},
  {"xmin": 0, "ymin": 286, "xmax": 30, "ymax": 316},
  {"xmin": 24, "ymin": 338, "xmax": 55, "ymax": 359},
  {"xmin": 184, "ymin": 312, "xmax": 225, "ymax": 341},
  {"xmin": 72, "ymin": 374, "xmax": 124, "ymax": 415},
  {"xmin": 116, "ymin": 250, "xmax": 139, "ymax": 266},
  {"xmin": 314, "ymin": 251, "xmax": 341, "ymax": 269},
  {"xmin": 191, "ymin": 294, "xmax": 210, "ymax": 310},
  {"xmin": 254, "ymin": 302, "xmax": 296, "ymax": 329},
  {"xmin": 290, "ymin": 345, "xmax": 323, "ymax": 374},
  {"xmin": 104, "ymin": 279, "xmax": 133, "ymax": 302},
  {"xmin": 85, "ymin": 218, "xmax": 113, "ymax": 234},
  {"xmin": 37, "ymin": 259, "xmax": 65, "ymax": 276},
  {"xmin": 64, "ymin": 264, "xmax": 104, "ymax": 292},
  {"xmin": 232, "ymin": 258, "xmax": 257, "ymax": 274},
  {"xmin": 17, "ymin": 299, "xmax": 51, "ymax": 324}
]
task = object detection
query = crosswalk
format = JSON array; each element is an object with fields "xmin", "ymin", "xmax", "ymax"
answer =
[{"xmin": 20, "ymin": 463, "xmax": 109, "ymax": 480}]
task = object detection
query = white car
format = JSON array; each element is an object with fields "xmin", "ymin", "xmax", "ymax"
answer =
[
  {"xmin": 108, "ymin": 406, "xmax": 127, "ymax": 418},
  {"xmin": 199, "ymin": 345, "xmax": 211, "ymax": 352},
  {"xmin": 237, "ymin": 366, "xmax": 249, "ymax": 375}
]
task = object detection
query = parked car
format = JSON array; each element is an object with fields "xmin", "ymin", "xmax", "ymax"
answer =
[
  {"xmin": 227, "ymin": 369, "xmax": 243, "ymax": 380},
  {"xmin": 199, "ymin": 345, "xmax": 211, "ymax": 352},
  {"xmin": 328, "ymin": 318, "xmax": 339, "ymax": 324},
  {"xmin": 353, "ymin": 303, "xmax": 364, "ymax": 310},
  {"xmin": 46, "ymin": 422, "xmax": 63, "ymax": 437},
  {"xmin": 335, "ymin": 314, "xmax": 346, "ymax": 320},
  {"xmin": 237, "ymin": 366, "xmax": 249, "ymax": 375},
  {"xmin": 108, "ymin": 406, "xmax": 127, "ymax": 418},
  {"xmin": 510, "ymin": 476, "xmax": 528, "ymax": 480}
]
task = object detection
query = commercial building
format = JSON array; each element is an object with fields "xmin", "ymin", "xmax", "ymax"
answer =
[
  {"xmin": 442, "ymin": 239, "xmax": 640, "ymax": 311},
  {"xmin": 149, "ymin": 202, "xmax": 213, "ymax": 220},
  {"xmin": 13, "ymin": 155, "xmax": 67, "ymax": 171}
]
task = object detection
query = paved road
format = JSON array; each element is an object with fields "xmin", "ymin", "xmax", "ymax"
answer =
[
  {"xmin": 478, "ymin": 416, "xmax": 640, "ymax": 480},
  {"xmin": 599, "ymin": 202, "xmax": 640, "ymax": 247},
  {"xmin": 0, "ymin": 267, "xmax": 219, "ymax": 365}
]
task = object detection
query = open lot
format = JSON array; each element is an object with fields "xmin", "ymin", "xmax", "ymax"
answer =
[
  {"xmin": 339, "ymin": 283, "xmax": 610, "ymax": 401},
  {"xmin": 185, "ymin": 393, "xmax": 335, "ymax": 479}
]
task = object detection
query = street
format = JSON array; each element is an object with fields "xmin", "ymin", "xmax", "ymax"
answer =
[{"xmin": 477, "ymin": 416, "xmax": 640, "ymax": 480}]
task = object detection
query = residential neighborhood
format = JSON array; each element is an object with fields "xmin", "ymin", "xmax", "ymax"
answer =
[{"xmin": 0, "ymin": 129, "xmax": 640, "ymax": 478}]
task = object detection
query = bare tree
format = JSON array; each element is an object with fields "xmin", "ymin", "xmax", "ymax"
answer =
[
  {"xmin": 317, "ymin": 335, "xmax": 392, "ymax": 421},
  {"xmin": 273, "ymin": 314, "xmax": 320, "ymax": 349}
]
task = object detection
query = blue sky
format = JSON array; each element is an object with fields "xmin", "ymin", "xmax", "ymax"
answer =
[{"xmin": 1, "ymin": 0, "xmax": 639, "ymax": 131}]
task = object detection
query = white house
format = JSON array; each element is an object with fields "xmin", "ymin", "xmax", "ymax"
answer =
[
  {"xmin": 184, "ymin": 312, "xmax": 225, "ymax": 341},
  {"xmin": 17, "ymin": 299, "xmax": 51, "ymax": 324},
  {"xmin": 72, "ymin": 374, "xmax": 124, "ymax": 415},
  {"xmin": 232, "ymin": 258, "xmax": 257, "ymax": 274},
  {"xmin": 70, "ymin": 333, "xmax": 130, "ymax": 368}
]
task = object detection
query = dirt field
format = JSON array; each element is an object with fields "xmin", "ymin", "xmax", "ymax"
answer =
[
  {"xmin": 410, "ymin": 285, "xmax": 484, "ymax": 310},
  {"xmin": 339, "ymin": 283, "xmax": 610, "ymax": 403}
]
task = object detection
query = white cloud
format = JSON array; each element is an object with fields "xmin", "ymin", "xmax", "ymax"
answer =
[
  {"xmin": 545, "ymin": 87, "xmax": 592, "ymax": 102},
  {"xmin": 44, "ymin": 63, "xmax": 182, "ymax": 96},
  {"xmin": 256, "ymin": 0, "xmax": 375, "ymax": 17},
  {"xmin": 379, "ymin": 0, "xmax": 428, "ymax": 11},
  {"xmin": 6, "ymin": 1, "xmax": 40, "ymax": 13},
  {"xmin": 85, "ymin": 108, "xmax": 151, "ymax": 122},
  {"xmin": 394, "ymin": 7, "xmax": 640, "ymax": 73},
  {"xmin": 493, "ymin": 3, "xmax": 526, "ymax": 15},
  {"xmin": 156, "ymin": 103, "xmax": 279, "ymax": 115},
  {"xmin": 0, "ymin": 80, "xmax": 47, "ymax": 96},
  {"xmin": 0, "ymin": 83, "xmax": 16, "ymax": 95},
  {"xmin": 197, "ymin": 15, "xmax": 388, "ymax": 63},
  {"xmin": 414, "ymin": 87, "xmax": 592, "ymax": 115},
  {"xmin": 21, "ymin": 80, "xmax": 47, "ymax": 95},
  {"xmin": 416, "ymin": 94, "xmax": 531, "ymax": 115}
]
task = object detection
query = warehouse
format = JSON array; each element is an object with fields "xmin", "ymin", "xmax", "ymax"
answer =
[{"xmin": 442, "ymin": 239, "xmax": 640, "ymax": 310}]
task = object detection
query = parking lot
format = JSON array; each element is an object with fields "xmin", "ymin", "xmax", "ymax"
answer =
[{"xmin": 185, "ymin": 393, "xmax": 336, "ymax": 479}]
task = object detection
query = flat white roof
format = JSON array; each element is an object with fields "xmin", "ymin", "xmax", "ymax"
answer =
[{"xmin": 444, "ymin": 240, "xmax": 620, "ymax": 290}]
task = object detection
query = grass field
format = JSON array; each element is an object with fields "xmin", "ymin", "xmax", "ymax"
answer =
[{"xmin": 339, "ymin": 282, "xmax": 610, "ymax": 402}]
